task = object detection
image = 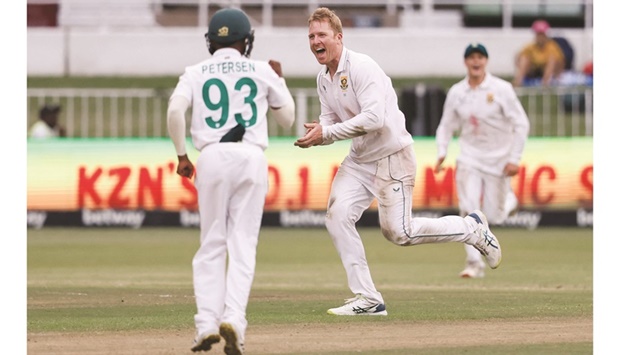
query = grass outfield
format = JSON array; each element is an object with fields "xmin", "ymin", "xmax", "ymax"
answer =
[{"xmin": 27, "ymin": 227, "xmax": 592, "ymax": 354}]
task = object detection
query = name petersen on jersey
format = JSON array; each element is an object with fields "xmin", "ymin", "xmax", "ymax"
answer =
[{"xmin": 202, "ymin": 61, "xmax": 256, "ymax": 74}]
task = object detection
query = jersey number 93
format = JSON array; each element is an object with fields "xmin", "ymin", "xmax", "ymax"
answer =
[{"xmin": 202, "ymin": 77, "xmax": 258, "ymax": 129}]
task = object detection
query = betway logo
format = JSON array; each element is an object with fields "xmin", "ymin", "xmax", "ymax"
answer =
[
  {"xmin": 82, "ymin": 209, "xmax": 145, "ymax": 228},
  {"xmin": 576, "ymin": 208, "xmax": 593, "ymax": 227},
  {"xmin": 280, "ymin": 210, "xmax": 325, "ymax": 227},
  {"xmin": 180, "ymin": 210, "xmax": 200, "ymax": 227},
  {"xmin": 27, "ymin": 211, "xmax": 47, "ymax": 229},
  {"xmin": 502, "ymin": 211, "xmax": 542, "ymax": 230}
]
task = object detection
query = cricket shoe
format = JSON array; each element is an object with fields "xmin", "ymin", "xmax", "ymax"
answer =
[
  {"xmin": 219, "ymin": 322, "xmax": 245, "ymax": 355},
  {"xmin": 190, "ymin": 332, "xmax": 220, "ymax": 352},
  {"xmin": 459, "ymin": 260, "xmax": 486, "ymax": 278},
  {"xmin": 468, "ymin": 210, "xmax": 502, "ymax": 269},
  {"xmin": 327, "ymin": 294, "xmax": 387, "ymax": 316}
]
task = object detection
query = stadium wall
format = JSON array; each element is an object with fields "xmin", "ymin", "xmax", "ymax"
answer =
[{"xmin": 27, "ymin": 27, "xmax": 593, "ymax": 77}]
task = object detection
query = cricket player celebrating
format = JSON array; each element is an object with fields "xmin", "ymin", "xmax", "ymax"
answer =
[
  {"xmin": 295, "ymin": 7, "xmax": 502, "ymax": 316},
  {"xmin": 435, "ymin": 43, "xmax": 530, "ymax": 278},
  {"xmin": 166, "ymin": 8, "xmax": 295, "ymax": 354}
]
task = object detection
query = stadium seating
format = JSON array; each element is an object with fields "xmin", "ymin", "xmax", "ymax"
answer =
[{"xmin": 27, "ymin": 0, "xmax": 590, "ymax": 29}]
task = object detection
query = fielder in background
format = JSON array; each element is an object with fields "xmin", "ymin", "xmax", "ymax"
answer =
[
  {"xmin": 166, "ymin": 8, "xmax": 295, "ymax": 354},
  {"xmin": 435, "ymin": 43, "xmax": 530, "ymax": 278},
  {"xmin": 29, "ymin": 103, "xmax": 66, "ymax": 139},
  {"xmin": 295, "ymin": 7, "xmax": 502, "ymax": 316}
]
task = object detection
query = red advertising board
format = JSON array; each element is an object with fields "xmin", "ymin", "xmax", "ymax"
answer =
[{"xmin": 27, "ymin": 137, "xmax": 592, "ymax": 212}]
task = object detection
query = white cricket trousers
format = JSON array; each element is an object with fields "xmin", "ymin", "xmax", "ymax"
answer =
[
  {"xmin": 325, "ymin": 145, "xmax": 479, "ymax": 304},
  {"xmin": 455, "ymin": 163, "xmax": 512, "ymax": 264},
  {"xmin": 192, "ymin": 143, "xmax": 268, "ymax": 342}
]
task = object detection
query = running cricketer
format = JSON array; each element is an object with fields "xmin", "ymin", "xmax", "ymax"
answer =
[
  {"xmin": 435, "ymin": 43, "xmax": 530, "ymax": 278},
  {"xmin": 294, "ymin": 7, "xmax": 502, "ymax": 316},
  {"xmin": 166, "ymin": 8, "xmax": 295, "ymax": 354}
]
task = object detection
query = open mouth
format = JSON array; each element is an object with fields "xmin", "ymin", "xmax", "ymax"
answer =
[{"xmin": 315, "ymin": 48, "xmax": 326, "ymax": 54}]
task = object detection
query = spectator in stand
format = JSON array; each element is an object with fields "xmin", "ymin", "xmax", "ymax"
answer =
[
  {"xmin": 29, "ymin": 104, "xmax": 66, "ymax": 139},
  {"xmin": 513, "ymin": 20, "xmax": 565, "ymax": 87}
]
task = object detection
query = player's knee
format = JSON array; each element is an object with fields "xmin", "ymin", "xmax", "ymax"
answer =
[
  {"xmin": 326, "ymin": 204, "xmax": 356, "ymax": 231},
  {"xmin": 380, "ymin": 225, "xmax": 411, "ymax": 246}
]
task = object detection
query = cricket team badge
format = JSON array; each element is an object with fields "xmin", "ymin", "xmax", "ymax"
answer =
[
  {"xmin": 487, "ymin": 93, "xmax": 494, "ymax": 103},
  {"xmin": 218, "ymin": 26, "xmax": 229, "ymax": 38},
  {"xmin": 340, "ymin": 76, "xmax": 348, "ymax": 91}
]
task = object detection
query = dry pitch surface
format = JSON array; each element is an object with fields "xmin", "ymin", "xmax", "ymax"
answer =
[{"xmin": 28, "ymin": 316, "xmax": 592, "ymax": 354}]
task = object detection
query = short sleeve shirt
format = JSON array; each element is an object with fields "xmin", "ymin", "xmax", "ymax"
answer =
[
  {"xmin": 520, "ymin": 40, "xmax": 565, "ymax": 71},
  {"xmin": 171, "ymin": 48, "xmax": 292, "ymax": 151}
]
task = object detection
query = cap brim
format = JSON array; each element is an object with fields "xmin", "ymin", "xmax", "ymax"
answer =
[{"xmin": 465, "ymin": 49, "xmax": 488, "ymax": 58}]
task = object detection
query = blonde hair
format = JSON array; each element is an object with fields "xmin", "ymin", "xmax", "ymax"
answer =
[{"xmin": 308, "ymin": 7, "xmax": 343, "ymax": 34}]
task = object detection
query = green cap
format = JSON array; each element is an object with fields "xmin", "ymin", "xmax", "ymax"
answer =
[
  {"xmin": 206, "ymin": 8, "xmax": 252, "ymax": 44},
  {"xmin": 464, "ymin": 43, "xmax": 489, "ymax": 58}
]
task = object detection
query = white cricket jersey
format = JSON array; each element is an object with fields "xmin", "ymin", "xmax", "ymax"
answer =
[
  {"xmin": 317, "ymin": 47, "xmax": 413, "ymax": 163},
  {"xmin": 436, "ymin": 72, "xmax": 530, "ymax": 176},
  {"xmin": 29, "ymin": 121, "xmax": 61, "ymax": 139},
  {"xmin": 170, "ymin": 48, "xmax": 292, "ymax": 151}
]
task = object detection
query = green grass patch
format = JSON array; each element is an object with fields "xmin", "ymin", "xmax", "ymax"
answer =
[{"xmin": 28, "ymin": 226, "xmax": 592, "ymax": 336}]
